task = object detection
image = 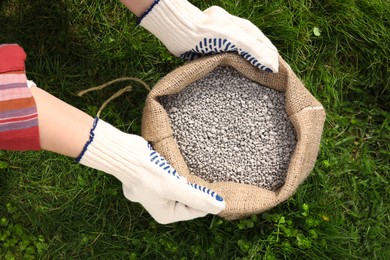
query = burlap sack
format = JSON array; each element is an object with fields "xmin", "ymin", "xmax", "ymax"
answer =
[{"xmin": 142, "ymin": 53, "xmax": 325, "ymax": 220}]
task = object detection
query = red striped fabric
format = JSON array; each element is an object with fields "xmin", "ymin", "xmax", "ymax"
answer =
[{"xmin": 0, "ymin": 44, "xmax": 40, "ymax": 150}]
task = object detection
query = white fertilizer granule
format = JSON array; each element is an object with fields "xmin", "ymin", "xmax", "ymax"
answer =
[{"xmin": 159, "ymin": 66, "xmax": 297, "ymax": 190}]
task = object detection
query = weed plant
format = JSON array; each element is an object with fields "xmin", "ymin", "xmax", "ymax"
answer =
[{"xmin": 1, "ymin": 0, "xmax": 389, "ymax": 259}]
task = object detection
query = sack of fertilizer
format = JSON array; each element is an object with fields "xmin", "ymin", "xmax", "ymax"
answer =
[{"xmin": 142, "ymin": 53, "xmax": 325, "ymax": 220}]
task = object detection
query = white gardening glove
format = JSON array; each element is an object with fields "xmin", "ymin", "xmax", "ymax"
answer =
[
  {"xmin": 138, "ymin": 0, "xmax": 279, "ymax": 72},
  {"xmin": 77, "ymin": 118, "xmax": 225, "ymax": 224}
]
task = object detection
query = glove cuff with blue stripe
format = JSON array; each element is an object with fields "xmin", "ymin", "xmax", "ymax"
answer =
[{"xmin": 137, "ymin": 0, "xmax": 206, "ymax": 56}]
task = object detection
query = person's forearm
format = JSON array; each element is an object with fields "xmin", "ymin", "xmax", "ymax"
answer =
[
  {"xmin": 30, "ymin": 86, "xmax": 94, "ymax": 158},
  {"xmin": 119, "ymin": 0, "xmax": 154, "ymax": 17}
]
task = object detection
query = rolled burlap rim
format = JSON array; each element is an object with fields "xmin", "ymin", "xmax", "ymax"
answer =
[{"xmin": 142, "ymin": 53, "xmax": 326, "ymax": 220}]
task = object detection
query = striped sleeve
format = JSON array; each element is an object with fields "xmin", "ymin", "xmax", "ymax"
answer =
[{"xmin": 0, "ymin": 44, "xmax": 40, "ymax": 150}]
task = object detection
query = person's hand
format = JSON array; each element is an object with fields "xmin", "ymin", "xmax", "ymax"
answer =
[
  {"xmin": 77, "ymin": 118, "xmax": 225, "ymax": 224},
  {"xmin": 138, "ymin": 0, "xmax": 279, "ymax": 72},
  {"xmin": 122, "ymin": 140, "xmax": 225, "ymax": 224}
]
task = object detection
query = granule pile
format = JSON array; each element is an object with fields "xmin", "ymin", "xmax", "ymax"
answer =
[{"xmin": 159, "ymin": 66, "xmax": 297, "ymax": 190}]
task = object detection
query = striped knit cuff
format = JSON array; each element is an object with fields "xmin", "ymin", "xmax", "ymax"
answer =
[{"xmin": 0, "ymin": 45, "xmax": 40, "ymax": 151}]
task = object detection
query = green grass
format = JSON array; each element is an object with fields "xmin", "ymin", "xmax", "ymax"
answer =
[{"xmin": 1, "ymin": 0, "xmax": 389, "ymax": 259}]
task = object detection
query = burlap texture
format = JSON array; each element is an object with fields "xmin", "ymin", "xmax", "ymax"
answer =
[{"xmin": 142, "ymin": 53, "xmax": 326, "ymax": 220}]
